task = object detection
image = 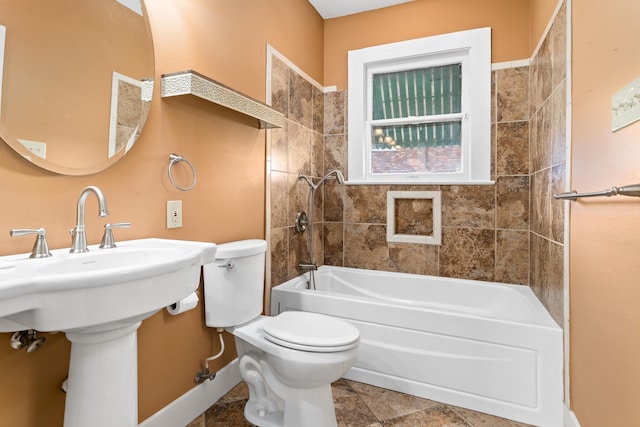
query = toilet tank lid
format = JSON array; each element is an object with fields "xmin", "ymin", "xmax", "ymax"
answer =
[{"xmin": 215, "ymin": 239, "xmax": 267, "ymax": 259}]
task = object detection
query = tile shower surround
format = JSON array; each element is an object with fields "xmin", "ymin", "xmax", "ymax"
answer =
[{"xmin": 269, "ymin": 1, "xmax": 566, "ymax": 327}]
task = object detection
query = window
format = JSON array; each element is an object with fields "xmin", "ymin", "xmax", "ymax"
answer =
[{"xmin": 348, "ymin": 28, "xmax": 492, "ymax": 184}]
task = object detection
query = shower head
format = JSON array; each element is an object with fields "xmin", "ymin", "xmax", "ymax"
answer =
[
  {"xmin": 299, "ymin": 170, "xmax": 346, "ymax": 190},
  {"xmin": 318, "ymin": 169, "xmax": 344, "ymax": 185},
  {"xmin": 332, "ymin": 170, "xmax": 345, "ymax": 184},
  {"xmin": 298, "ymin": 173, "xmax": 315, "ymax": 189}
]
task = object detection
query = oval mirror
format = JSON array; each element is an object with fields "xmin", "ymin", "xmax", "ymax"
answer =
[{"xmin": 0, "ymin": 0, "xmax": 154, "ymax": 175}]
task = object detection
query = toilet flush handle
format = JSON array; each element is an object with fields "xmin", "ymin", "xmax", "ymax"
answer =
[{"xmin": 218, "ymin": 260, "xmax": 234, "ymax": 270}]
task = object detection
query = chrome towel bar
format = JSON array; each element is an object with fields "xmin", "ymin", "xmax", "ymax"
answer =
[{"xmin": 554, "ymin": 183, "xmax": 640, "ymax": 201}]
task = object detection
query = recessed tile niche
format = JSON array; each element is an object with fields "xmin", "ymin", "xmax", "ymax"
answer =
[{"xmin": 386, "ymin": 191, "xmax": 442, "ymax": 245}]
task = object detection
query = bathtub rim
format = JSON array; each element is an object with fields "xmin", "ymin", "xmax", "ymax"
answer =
[{"xmin": 274, "ymin": 265, "xmax": 561, "ymax": 330}]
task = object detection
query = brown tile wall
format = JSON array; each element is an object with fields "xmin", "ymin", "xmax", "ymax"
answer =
[
  {"xmin": 529, "ymin": 1, "xmax": 567, "ymax": 328},
  {"xmin": 269, "ymin": 56, "xmax": 326, "ymax": 285},
  {"xmin": 268, "ymin": 2, "xmax": 566, "ymax": 329},
  {"xmin": 318, "ymin": 75, "xmax": 531, "ymax": 286}
]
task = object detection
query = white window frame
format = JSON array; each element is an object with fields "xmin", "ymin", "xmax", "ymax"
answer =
[{"xmin": 348, "ymin": 27, "xmax": 492, "ymax": 184}]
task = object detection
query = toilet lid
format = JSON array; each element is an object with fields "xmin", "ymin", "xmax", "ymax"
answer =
[{"xmin": 262, "ymin": 311, "xmax": 359, "ymax": 353}]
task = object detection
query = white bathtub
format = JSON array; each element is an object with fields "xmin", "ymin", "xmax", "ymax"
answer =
[{"xmin": 270, "ymin": 266, "xmax": 563, "ymax": 427}]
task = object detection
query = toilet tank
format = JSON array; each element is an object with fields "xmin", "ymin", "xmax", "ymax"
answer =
[{"xmin": 202, "ymin": 239, "xmax": 267, "ymax": 328}]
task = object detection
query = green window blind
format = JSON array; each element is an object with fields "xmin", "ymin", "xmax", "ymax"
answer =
[
  {"xmin": 372, "ymin": 64, "xmax": 462, "ymax": 119},
  {"xmin": 371, "ymin": 64, "xmax": 462, "ymax": 149}
]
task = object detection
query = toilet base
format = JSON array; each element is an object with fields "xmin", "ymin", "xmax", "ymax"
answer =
[
  {"xmin": 239, "ymin": 352, "xmax": 338, "ymax": 427},
  {"xmin": 244, "ymin": 400, "xmax": 282, "ymax": 427},
  {"xmin": 244, "ymin": 383, "xmax": 337, "ymax": 427}
]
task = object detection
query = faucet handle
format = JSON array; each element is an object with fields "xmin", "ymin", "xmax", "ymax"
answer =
[
  {"xmin": 10, "ymin": 228, "xmax": 52, "ymax": 258},
  {"xmin": 99, "ymin": 222, "xmax": 131, "ymax": 249}
]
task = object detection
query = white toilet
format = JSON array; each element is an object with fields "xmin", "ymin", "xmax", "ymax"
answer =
[{"xmin": 203, "ymin": 239, "xmax": 360, "ymax": 427}]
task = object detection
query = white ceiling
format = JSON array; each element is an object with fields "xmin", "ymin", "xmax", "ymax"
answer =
[{"xmin": 308, "ymin": 0, "xmax": 415, "ymax": 19}]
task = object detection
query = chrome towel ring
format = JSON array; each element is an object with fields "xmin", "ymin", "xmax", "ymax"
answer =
[{"xmin": 168, "ymin": 153, "xmax": 197, "ymax": 191}]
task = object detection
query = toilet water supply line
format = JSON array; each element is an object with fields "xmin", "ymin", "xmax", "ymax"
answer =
[{"xmin": 194, "ymin": 328, "xmax": 225, "ymax": 384}]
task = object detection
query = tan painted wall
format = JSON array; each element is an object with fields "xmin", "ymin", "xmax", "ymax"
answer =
[
  {"xmin": 571, "ymin": 0, "xmax": 640, "ymax": 425},
  {"xmin": 323, "ymin": 0, "xmax": 531, "ymax": 90},
  {"xmin": 0, "ymin": 1, "xmax": 323, "ymax": 425},
  {"xmin": 529, "ymin": 0, "xmax": 559, "ymax": 53}
]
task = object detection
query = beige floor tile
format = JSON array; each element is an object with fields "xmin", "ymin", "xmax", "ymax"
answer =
[
  {"xmin": 452, "ymin": 407, "xmax": 534, "ymax": 427},
  {"xmin": 185, "ymin": 414, "xmax": 205, "ymax": 427},
  {"xmin": 332, "ymin": 378, "xmax": 360, "ymax": 399},
  {"xmin": 204, "ymin": 399, "xmax": 254, "ymax": 426},
  {"xmin": 199, "ymin": 379, "xmax": 535, "ymax": 427},
  {"xmin": 347, "ymin": 380, "xmax": 441, "ymax": 421},
  {"xmin": 381, "ymin": 406, "xmax": 469, "ymax": 426},
  {"xmin": 218, "ymin": 382, "xmax": 250, "ymax": 403},
  {"xmin": 334, "ymin": 394, "xmax": 380, "ymax": 427}
]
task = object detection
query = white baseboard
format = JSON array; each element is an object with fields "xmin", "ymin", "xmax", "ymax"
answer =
[
  {"xmin": 139, "ymin": 359, "xmax": 241, "ymax": 427},
  {"xmin": 565, "ymin": 404, "xmax": 581, "ymax": 427}
]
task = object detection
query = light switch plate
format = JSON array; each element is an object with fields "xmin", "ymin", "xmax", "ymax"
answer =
[{"xmin": 612, "ymin": 75, "xmax": 640, "ymax": 131}]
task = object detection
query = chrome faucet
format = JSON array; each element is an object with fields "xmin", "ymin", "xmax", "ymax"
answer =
[
  {"xmin": 70, "ymin": 186, "xmax": 109, "ymax": 253},
  {"xmin": 10, "ymin": 228, "xmax": 52, "ymax": 258}
]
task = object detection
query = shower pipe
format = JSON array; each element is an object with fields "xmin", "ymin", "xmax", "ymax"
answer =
[{"xmin": 297, "ymin": 170, "xmax": 345, "ymax": 289}]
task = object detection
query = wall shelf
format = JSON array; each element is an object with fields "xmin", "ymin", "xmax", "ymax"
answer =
[{"xmin": 160, "ymin": 70, "xmax": 284, "ymax": 129}]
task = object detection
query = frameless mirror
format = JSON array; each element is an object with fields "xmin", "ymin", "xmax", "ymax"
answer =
[{"xmin": 0, "ymin": 0, "xmax": 155, "ymax": 175}]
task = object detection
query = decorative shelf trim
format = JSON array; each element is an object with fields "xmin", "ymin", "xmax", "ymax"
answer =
[{"xmin": 160, "ymin": 70, "xmax": 284, "ymax": 129}]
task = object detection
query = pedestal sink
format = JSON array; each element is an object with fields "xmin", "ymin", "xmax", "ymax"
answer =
[{"xmin": 0, "ymin": 238, "xmax": 217, "ymax": 427}]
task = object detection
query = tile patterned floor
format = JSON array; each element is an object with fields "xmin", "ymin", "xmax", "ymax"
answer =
[{"xmin": 187, "ymin": 379, "xmax": 533, "ymax": 427}]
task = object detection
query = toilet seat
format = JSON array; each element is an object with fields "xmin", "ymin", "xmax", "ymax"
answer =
[{"xmin": 262, "ymin": 311, "xmax": 359, "ymax": 353}]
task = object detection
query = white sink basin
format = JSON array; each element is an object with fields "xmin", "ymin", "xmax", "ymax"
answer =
[
  {"xmin": 0, "ymin": 238, "xmax": 217, "ymax": 332},
  {"xmin": 0, "ymin": 237, "xmax": 217, "ymax": 427}
]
